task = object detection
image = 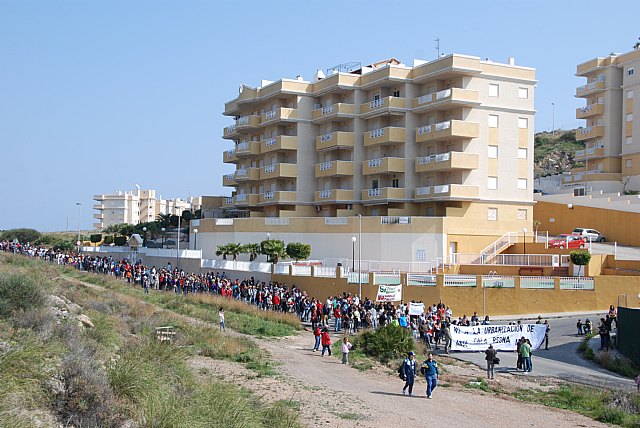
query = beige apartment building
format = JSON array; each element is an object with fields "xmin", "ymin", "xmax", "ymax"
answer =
[
  {"xmin": 93, "ymin": 189, "xmax": 201, "ymax": 229},
  {"xmin": 202, "ymin": 54, "xmax": 537, "ymax": 263},
  {"xmin": 569, "ymin": 48, "xmax": 640, "ymax": 194}
]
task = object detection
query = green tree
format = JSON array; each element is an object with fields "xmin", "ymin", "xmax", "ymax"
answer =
[
  {"xmin": 260, "ymin": 239, "xmax": 287, "ymax": 264},
  {"xmin": 0, "ymin": 228, "xmax": 42, "ymax": 243},
  {"xmin": 226, "ymin": 243, "xmax": 242, "ymax": 261},
  {"xmin": 181, "ymin": 210, "xmax": 193, "ymax": 222},
  {"xmin": 241, "ymin": 243, "xmax": 261, "ymax": 262},
  {"xmin": 286, "ymin": 242, "xmax": 311, "ymax": 261},
  {"xmin": 155, "ymin": 213, "xmax": 172, "ymax": 228},
  {"xmin": 570, "ymin": 250, "xmax": 592, "ymax": 278},
  {"xmin": 90, "ymin": 234, "xmax": 102, "ymax": 245},
  {"xmin": 216, "ymin": 244, "xmax": 230, "ymax": 260}
]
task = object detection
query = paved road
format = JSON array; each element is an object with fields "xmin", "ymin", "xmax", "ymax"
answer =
[{"xmin": 439, "ymin": 314, "xmax": 636, "ymax": 390}]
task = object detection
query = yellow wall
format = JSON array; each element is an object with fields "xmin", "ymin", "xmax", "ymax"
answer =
[{"xmin": 534, "ymin": 201, "xmax": 640, "ymax": 246}]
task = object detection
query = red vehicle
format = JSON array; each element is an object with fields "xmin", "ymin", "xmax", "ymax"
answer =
[{"xmin": 548, "ymin": 234, "xmax": 586, "ymax": 249}]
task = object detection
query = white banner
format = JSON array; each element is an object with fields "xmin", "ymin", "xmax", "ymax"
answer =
[
  {"xmin": 450, "ymin": 324, "xmax": 547, "ymax": 351},
  {"xmin": 376, "ymin": 284, "xmax": 402, "ymax": 302},
  {"xmin": 408, "ymin": 302, "xmax": 425, "ymax": 316}
]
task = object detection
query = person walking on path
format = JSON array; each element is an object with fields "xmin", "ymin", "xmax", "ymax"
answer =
[
  {"xmin": 544, "ymin": 320, "xmax": 551, "ymax": 350},
  {"xmin": 485, "ymin": 344, "xmax": 497, "ymax": 379},
  {"xmin": 598, "ymin": 318, "xmax": 610, "ymax": 351},
  {"xmin": 218, "ymin": 307, "xmax": 225, "ymax": 332},
  {"xmin": 520, "ymin": 338, "xmax": 532, "ymax": 372},
  {"xmin": 341, "ymin": 337, "xmax": 353, "ymax": 365},
  {"xmin": 422, "ymin": 353, "xmax": 439, "ymax": 399},
  {"xmin": 443, "ymin": 320, "xmax": 452, "ymax": 353},
  {"xmin": 401, "ymin": 351, "xmax": 417, "ymax": 396},
  {"xmin": 312, "ymin": 325, "xmax": 321, "ymax": 352},
  {"xmin": 320, "ymin": 328, "xmax": 332, "ymax": 356}
]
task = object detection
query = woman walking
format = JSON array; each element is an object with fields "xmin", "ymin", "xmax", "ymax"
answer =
[{"xmin": 341, "ymin": 337, "xmax": 353, "ymax": 364}]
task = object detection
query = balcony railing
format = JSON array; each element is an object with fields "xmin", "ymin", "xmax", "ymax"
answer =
[
  {"xmin": 368, "ymin": 158, "xmax": 383, "ymax": 167},
  {"xmin": 417, "ymin": 153, "xmax": 450, "ymax": 164},
  {"xmin": 415, "ymin": 120, "xmax": 479, "ymax": 142},
  {"xmin": 319, "ymin": 161, "xmax": 332, "ymax": 171},
  {"xmin": 264, "ymin": 164, "xmax": 276, "ymax": 173},
  {"xmin": 370, "ymin": 98, "xmax": 384, "ymax": 109}
]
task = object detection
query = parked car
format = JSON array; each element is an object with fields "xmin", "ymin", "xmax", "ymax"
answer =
[
  {"xmin": 572, "ymin": 228, "xmax": 606, "ymax": 242},
  {"xmin": 549, "ymin": 234, "xmax": 586, "ymax": 249}
]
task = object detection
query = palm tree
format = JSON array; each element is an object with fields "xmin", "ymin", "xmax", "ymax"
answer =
[
  {"xmin": 260, "ymin": 239, "xmax": 287, "ymax": 264},
  {"xmin": 226, "ymin": 243, "xmax": 243, "ymax": 261},
  {"xmin": 241, "ymin": 243, "xmax": 261, "ymax": 261},
  {"xmin": 216, "ymin": 244, "xmax": 229, "ymax": 260},
  {"xmin": 156, "ymin": 213, "xmax": 172, "ymax": 228}
]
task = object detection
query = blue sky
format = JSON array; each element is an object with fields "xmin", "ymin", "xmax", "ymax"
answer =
[{"xmin": 1, "ymin": 0, "xmax": 638, "ymax": 231}]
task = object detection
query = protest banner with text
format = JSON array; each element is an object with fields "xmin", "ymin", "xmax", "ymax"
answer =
[
  {"xmin": 376, "ymin": 284, "xmax": 402, "ymax": 302},
  {"xmin": 450, "ymin": 324, "xmax": 546, "ymax": 351}
]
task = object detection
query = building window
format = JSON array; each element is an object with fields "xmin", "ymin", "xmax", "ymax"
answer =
[
  {"xmin": 628, "ymin": 67, "xmax": 635, "ymax": 76},
  {"xmin": 627, "ymin": 137, "xmax": 633, "ymax": 145},
  {"xmin": 627, "ymin": 114, "xmax": 633, "ymax": 122},
  {"xmin": 416, "ymin": 249, "xmax": 427, "ymax": 261},
  {"xmin": 518, "ymin": 117, "xmax": 529, "ymax": 129},
  {"xmin": 392, "ymin": 178, "xmax": 400, "ymax": 188},
  {"xmin": 518, "ymin": 87, "xmax": 529, "ymax": 99},
  {"xmin": 517, "ymin": 209, "xmax": 527, "ymax": 220},
  {"xmin": 518, "ymin": 148, "xmax": 528, "ymax": 159},
  {"xmin": 488, "ymin": 146, "xmax": 498, "ymax": 158},
  {"xmin": 517, "ymin": 178, "xmax": 527, "ymax": 189},
  {"xmin": 372, "ymin": 179, "xmax": 379, "ymax": 189},
  {"xmin": 489, "ymin": 84, "xmax": 499, "ymax": 97},
  {"xmin": 488, "ymin": 176, "xmax": 498, "ymax": 190},
  {"xmin": 628, "ymin": 90, "xmax": 634, "ymax": 99},
  {"xmin": 487, "ymin": 208, "xmax": 498, "ymax": 221},
  {"xmin": 392, "ymin": 90, "xmax": 400, "ymax": 98},
  {"xmin": 626, "ymin": 159, "xmax": 633, "ymax": 168},
  {"xmin": 488, "ymin": 114, "xmax": 499, "ymax": 128}
]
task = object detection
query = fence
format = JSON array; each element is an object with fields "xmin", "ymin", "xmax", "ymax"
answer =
[
  {"xmin": 407, "ymin": 274, "xmax": 436, "ymax": 286},
  {"xmin": 520, "ymin": 276, "xmax": 555, "ymax": 289},
  {"xmin": 373, "ymin": 272, "xmax": 401, "ymax": 285},
  {"xmin": 291, "ymin": 265, "xmax": 312, "ymax": 276},
  {"xmin": 559, "ymin": 277, "xmax": 595, "ymax": 290},
  {"xmin": 617, "ymin": 307, "xmax": 640, "ymax": 366},
  {"xmin": 452, "ymin": 253, "xmax": 570, "ymax": 267},
  {"xmin": 347, "ymin": 272, "xmax": 369, "ymax": 284},
  {"xmin": 481, "ymin": 276, "xmax": 515, "ymax": 288},
  {"xmin": 443, "ymin": 275, "xmax": 477, "ymax": 287}
]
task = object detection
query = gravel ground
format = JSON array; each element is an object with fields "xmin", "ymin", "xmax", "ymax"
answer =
[{"xmin": 192, "ymin": 330, "xmax": 608, "ymax": 428}]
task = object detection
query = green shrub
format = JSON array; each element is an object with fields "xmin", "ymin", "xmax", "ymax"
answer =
[
  {"xmin": 286, "ymin": 242, "xmax": 311, "ymax": 261},
  {"xmin": 89, "ymin": 234, "xmax": 102, "ymax": 244},
  {"xmin": 353, "ymin": 324, "xmax": 415, "ymax": 364},
  {"xmin": 113, "ymin": 236, "xmax": 127, "ymax": 246},
  {"xmin": 0, "ymin": 228, "xmax": 41, "ymax": 243},
  {"xmin": 0, "ymin": 272, "xmax": 47, "ymax": 318}
]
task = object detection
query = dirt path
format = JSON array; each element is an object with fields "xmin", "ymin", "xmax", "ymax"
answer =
[{"xmin": 65, "ymin": 276, "xmax": 606, "ymax": 427}]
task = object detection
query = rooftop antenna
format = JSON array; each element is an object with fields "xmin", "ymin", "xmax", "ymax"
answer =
[{"xmin": 435, "ymin": 38, "xmax": 440, "ymax": 58}]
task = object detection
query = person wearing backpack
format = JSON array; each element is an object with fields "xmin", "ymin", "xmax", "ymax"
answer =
[{"xmin": 400, "ymin": 351, "xmax": 417, "ymax": 396}]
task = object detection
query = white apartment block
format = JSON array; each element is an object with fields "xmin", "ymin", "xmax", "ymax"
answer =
[
  {"xmin": 568, "ymin": 48, "xmax": 640, "ymax": 194},
  {"xmin": 93, "ymin": 189, "xmax": 201, "ymax": 229}
]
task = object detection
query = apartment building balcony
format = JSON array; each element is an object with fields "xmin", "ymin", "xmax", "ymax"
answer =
[
  {"xmin": 260, "ymin": 163, "xmax": 298, "ymax": 180},
  {"xmin": 235, "ymin": 167, "xmax": 261, "ymax": 182},
  {"xmin": 316, "ymin": 131, "xmax": 355, "ymax": 151},
  {"xmin": 93, "ymin": 204, "xmax": 105, "ymax": 210},
  {"xmin": 261, "ymin": 135, "xmax": 297, "ymax": 154},
  {"xmin": 223, "ymin": 197, "xmax": 235, "ymax": 208},
  {"xmin": 223, "ymin": 173, "xmax": 237, "ymax": 187},
  {"xmin": 576, "ymin": 126, "xmax": 604, "ymax": 141},
  {"xmin": 363, "ymin": 127, "xmax": 406, "ymax": 147},
  {"xmin": 412, "ymin": 88, "xmax": 480, "ymax": 112},
  {"xmin": 314, "ymin": 189, "xmax": 355, "ymax": 204},
  {"xmin": 235, "ymin": 115, "xmax": 262, "ymax": 131},
  {"xmin": 223, "ymin": 124, "xmax": 238, "ymax": 139},
  {"xmin": 93, "ymin": 222, "xmax": 103, "ymax": 229},
  {"xmin": 414, "ymin": 184, "xmax": 479, "ymax": 200},
  {"xmin": 235, "ymin": 141, "xmax": 261, "ymax": 157},
  {"xmin": 362, "ymin": 157, "xmax": 405, "ymax": 175},
  {"xmin": 315, "ymin": 160, "xmax": 354, "ymax": 177},
  {"xmin": 93, "ymin": 213, "xmax": 104, "ymax": 219},
  {"xmin": 259, "ymin": 191, "xmax": 297, "ymax": 204},
  {"xmin": 574, "ymin": 147, "xmax": 605, "ymax": 161},
  {"xmin": 576, "ymin": 103, "xmax": 604, "ymax": 119},
  {"xmin": 223, "ymin": 149, "xmax": 239, "ymax": 163},
  {"xmin": 360, "ymin": 96, "xmax": 408, "ymax": 118},
  {"xmin": 415, "ymin": 120, "xmax": 479, "ymax": 143},
  {"xmin": 311, "ymin": 103, "xmax": 356, "ymax": 123},
  {"xmin": 234, "ymin": 193, "xmax": 260, "ymax": 207},
  {"xmin": 415, "ymin": 151, "xmax": 479, "ymax": 173},
  {"xmin": 576, "ymin": 80, "xmax": 605, "ymax": 97},
  {"xmin": 260, "ymin": 108, "xmax": 298, "ymax": 125},
  {"xmin": 361, "ymin": 187, "xmax": 405, "ymax": 203}
]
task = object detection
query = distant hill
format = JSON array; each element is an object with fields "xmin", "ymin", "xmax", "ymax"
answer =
[{"xmin": 534, "ymin": 129, "xmax": 584, "ymax": 178}]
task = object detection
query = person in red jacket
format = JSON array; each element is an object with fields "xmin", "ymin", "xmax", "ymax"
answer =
[{"xmin": 321, "ymin": 327, "xmax": 332, "ymax": 356}]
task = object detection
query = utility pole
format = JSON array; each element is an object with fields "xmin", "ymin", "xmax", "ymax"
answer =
[
  {"xmin": 435, "ymin": 38, "xmax": 440, "ymax": 58},
  {"xmin": 551, "ymin": 102, "xmax": 555, "ymax": 134}
]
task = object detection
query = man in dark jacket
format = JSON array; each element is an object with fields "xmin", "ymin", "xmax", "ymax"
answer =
[
  {"xmin": 485, "ymin": 344, "xmax": 497, "ymax": 379},
  {"xmin": 401, "ymin": 351, "xmax": 417, "ymax": 396}
]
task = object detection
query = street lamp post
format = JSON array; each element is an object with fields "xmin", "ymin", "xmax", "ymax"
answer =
[
  {"xmin": 193, "ymin": 228, "xmax": 198, "ymax": 250},
  {"xmin": 142, "ymin": 226, "xmax": 147, "ymax": 247},
  {"xmin": 176, "ymin": 212, "xmax": 182, "ymax": 270},
  {"xmin": 161, "ymin": 227, "xmax": 166, "ymax": 248},
  {"xmin": 358, "ymin": 214, "xmax": 362, "ymax": 300},
  {"xmin": 551, "ymin": 102, "xmax": 555, "ymax": 134},
  {"xmin": 522, "ymin": 228, "xmax": 528, "ymax": 261},
  {"xmin": 351, "ymin": 236, "xmax": 356, "ymax": 271},
  {"xmin": 75, "ymin": 202, "xmax": 81, "ymax": 254}
]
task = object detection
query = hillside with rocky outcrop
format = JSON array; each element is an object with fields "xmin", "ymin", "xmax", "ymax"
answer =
[{"xmin": 534, "ymin": 130, "xmax": 583, "ymax": 178}]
